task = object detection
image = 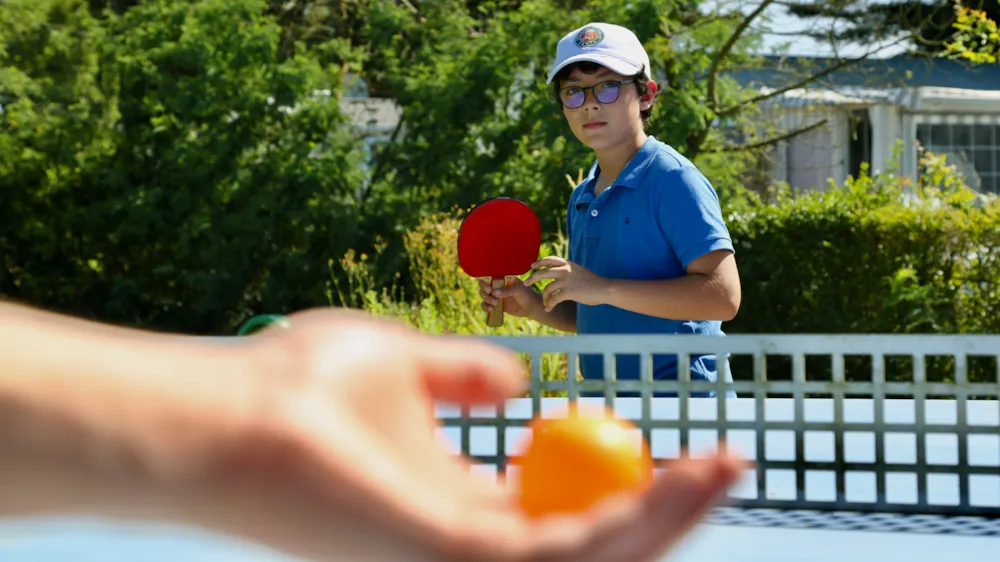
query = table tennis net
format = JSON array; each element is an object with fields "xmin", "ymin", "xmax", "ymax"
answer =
[{"xmin": 435, "ymin": 334, "xmax": 1000, "ymax": 530}]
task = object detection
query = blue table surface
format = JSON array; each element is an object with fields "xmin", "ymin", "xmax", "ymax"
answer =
[
  {"xmin": 1, "ymin": 516, "xmax": 996, "ymax": 562},
  {"xmin": 3, "ymin": 397, "xmax": 997, "ymax": 561}
]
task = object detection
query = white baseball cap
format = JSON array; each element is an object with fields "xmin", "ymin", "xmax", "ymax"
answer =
[{"xmin": 546, "ymin": 23, "xmax": 651, "ymax": 85}]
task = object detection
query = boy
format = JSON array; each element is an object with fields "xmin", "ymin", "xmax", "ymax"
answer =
[{"xmin": 479, "ymin": 22, "xmax": 741, "ymax": 397}]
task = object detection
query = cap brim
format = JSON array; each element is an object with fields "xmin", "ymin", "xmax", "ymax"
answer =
[{"xmin": 546, "ymin": 53, "xmax": 643, "ymax": 84}]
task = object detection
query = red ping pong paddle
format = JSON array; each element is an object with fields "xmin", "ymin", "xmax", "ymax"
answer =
[{"xmin": 457, "ymin": 197, "xmax": 542, "ymax": 328}]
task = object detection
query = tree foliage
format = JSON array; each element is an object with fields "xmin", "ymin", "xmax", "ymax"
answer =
[
  {"xmin": 783, "ymin": 0, "xmax": 1000, "ymax": 55},
  {"xmin": 943, "ymin": 1, "xmax": 1000, "ymax": 64},
  {"xmin": 3, "ymin": 0, "xmax": 976, "ymax": 334},
  {"xmin": 2, "ymin": 0, "xmax": 366, "ymax": 332}
]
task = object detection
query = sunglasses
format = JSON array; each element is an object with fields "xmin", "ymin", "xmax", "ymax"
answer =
[{"xmin": 558, "ymin": 79, "xmax": 635, "ymax": 109}]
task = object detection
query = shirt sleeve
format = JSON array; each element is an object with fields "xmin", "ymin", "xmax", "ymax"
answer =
[
  {"xmin": 565, "ymin": 193, "xmax": 575, "ymax": 262},
  {"xmin": 659, "ymin": 166, "xmax": 735, "ymax": 269}
]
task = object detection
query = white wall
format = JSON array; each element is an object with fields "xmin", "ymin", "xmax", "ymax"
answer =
[
  {"xmin": 763, "ymin": 90, "xmax": 1000, "ymax": 191},
  {"xmin": 772, "ymin": 108, "xmax": 849, "ymax": 191},
  {"xmin": 868, "ymin": 104, "xmax": 903, "ymax": 175}
]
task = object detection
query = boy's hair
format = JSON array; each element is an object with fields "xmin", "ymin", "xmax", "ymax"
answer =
[{"xmin": 550, "ymin": 61, "xmax": 655, "ymax": 129}]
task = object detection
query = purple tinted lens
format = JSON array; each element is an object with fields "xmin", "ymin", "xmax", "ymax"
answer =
[
  {"xmin": 565, "ymin": 90, "xmax": 585, "ymax": 107},
  {"xmin": 596, "ymin": 84, "xmax": 619, "ymax": 103}
]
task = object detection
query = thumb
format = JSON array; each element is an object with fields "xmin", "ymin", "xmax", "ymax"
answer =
[
  {"xmin": 415, "ymin": 337, "xmax": 526, "ymax": 406},
  {"xmin": 499, "ymin": 279, "xmax": 532, "ymax": 301}
]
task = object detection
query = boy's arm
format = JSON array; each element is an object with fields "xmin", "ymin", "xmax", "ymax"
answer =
[
  {"xmin": 530, "ymin": 251, "xmax": 738, "ymax": 322},
  {"xmin": 602, "ymin": 249, "xmax": 740, "ymax": 321}
]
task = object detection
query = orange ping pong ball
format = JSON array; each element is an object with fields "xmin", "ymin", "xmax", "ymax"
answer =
[{"xmin": 513, "ymin": 405, "xmax": 654, "ymax": 518}]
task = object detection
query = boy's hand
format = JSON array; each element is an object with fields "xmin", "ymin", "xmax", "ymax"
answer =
[
  {"xmin": 479, "ymin": 278, "xmax": 542, "ymax": 318},
  {"xmin": 525, "ymin": 257, "xmax": 608, "ymax": 312}
]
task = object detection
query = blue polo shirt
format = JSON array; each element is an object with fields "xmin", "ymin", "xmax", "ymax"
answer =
[{"xmin": 566, "ymin": 136, "xmax": 735, "ymax": 397}]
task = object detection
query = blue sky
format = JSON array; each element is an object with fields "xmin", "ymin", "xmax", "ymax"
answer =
[{"xmin": 718, "ymin": 0, "xmax": 914, "ymax": 58}]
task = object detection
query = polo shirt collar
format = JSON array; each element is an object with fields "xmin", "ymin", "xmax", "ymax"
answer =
[
  {"xmin": 575, "ymin": 136, "xmax": 659, "ymax": 211},
  {"xmin": 615, "ymin": 136, "xmax": 659, "ymax": 189}
]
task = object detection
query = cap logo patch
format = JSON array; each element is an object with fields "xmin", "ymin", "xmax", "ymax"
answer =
[{"xmin": 575, "ymin": 26, "xmax": 604, "ymax": 48}]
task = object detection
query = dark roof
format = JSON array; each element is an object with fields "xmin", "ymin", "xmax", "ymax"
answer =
[{"xmin": 726, "ymin": 55, "xmax": 1000, "ymax": 91}]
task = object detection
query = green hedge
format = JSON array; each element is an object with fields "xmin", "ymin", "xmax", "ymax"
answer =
[
  {"xmin": 728, "ymin": 170, "xmax": 998, "ymax": 335},
  {"xmin": 723, "ymin": 154, "xmax": 1000, "ymax": 384}
]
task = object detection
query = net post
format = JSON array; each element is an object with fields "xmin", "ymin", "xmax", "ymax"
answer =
[
  {"xmin": 496, "ymin": 381, "xmax": 508, "ymax": 478},
  {"xmin": 793, "ymin": 351, "xmax": 806, "ymax": 503},
  {"xmin": 754, "ymin": 351, "xmax": 767, "ymax": 503},
  {"xmin": 459, "ymin": 401, "xmax": 472, "ymax": 468},
  {"xmin": 640, "ymin": 351, "xmax": 653, "ymax": 455},
  {"xmin": 679, "ymin": 352, "xmax": 691, "ymax": 459},
  {"xmin": 717, "ymin": 347, "xmax": 730, "ymax": 448},
  {"xmin": 873, "ymin": 352, "xmax": 887, "ymax": 508},
  {"xmin": 833, "ymin": 352, "xmax": 846, "ymax": 506},
  {"xmin": 603, "ymin": 349, "xmax": 616, "ymax": 411},
  {"xmin": 955, "ymin": 352, "xmax": 970, "ymax": 509},
  {"xmin": 567, "ymin": 352, "xmax": 579, "ymax": 403},
  {"xmin": 530, "ymin": 351, "xmax": 542, "ymax": 419},
  {"xmin": 911, "ymin": 352, "xmax": 928, "ymax": 509}
]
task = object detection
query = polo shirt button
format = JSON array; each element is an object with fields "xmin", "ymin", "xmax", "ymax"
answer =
[{"xmin": 590, "ymin": 209, "xmax": 599, "ymax": 217}]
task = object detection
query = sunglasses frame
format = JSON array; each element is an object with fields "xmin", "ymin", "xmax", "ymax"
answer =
[{"xmin": 558, "ymin": 79, "xmax": 635, "ymax": 109}]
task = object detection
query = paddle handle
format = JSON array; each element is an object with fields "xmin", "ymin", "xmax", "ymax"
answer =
[{"xmin": 486, "ymin": 277, "xmax": 506, "ymax": 328}]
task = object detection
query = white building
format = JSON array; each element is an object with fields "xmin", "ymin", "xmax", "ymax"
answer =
[{"xmin": 731, "ymin": 56, "xmax": 1000, "ymax": 194}]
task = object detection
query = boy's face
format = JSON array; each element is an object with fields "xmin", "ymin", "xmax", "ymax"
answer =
[{"xmin": 558, "ymin": 65, "xmax": 654, "ymax": 151}]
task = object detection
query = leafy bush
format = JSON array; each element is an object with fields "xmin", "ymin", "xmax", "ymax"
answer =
[
  {"xmin": 329, "ymin": 207, "xmax": 572, "ymax": 390},
  {"xmin": 726, "ymin": 149, "xmax": 1000, "ymax": 337},
  {"xmin": 725, "ymin": 149, "xmax": 999, "ymax": 383}
]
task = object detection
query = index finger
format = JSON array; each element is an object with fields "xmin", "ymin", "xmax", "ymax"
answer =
[
  {"xmin": 532, "ymin": 256, "xmax": 568, "ymax": 269},
  {"xmin": 524, "ymin": 268, "xmax": 563, "ymax": 287}
]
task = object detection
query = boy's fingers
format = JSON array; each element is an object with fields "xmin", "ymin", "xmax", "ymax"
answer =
[
  {"xmin": 542, "ymin": 279, "xmax": 565, "ymax": 300},
  {"xmin": 532, "ymin": 257, "xmax": 566, "ymax": 268}
]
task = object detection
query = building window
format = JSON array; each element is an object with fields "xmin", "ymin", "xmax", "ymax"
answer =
[
  {"xmin": 916, "ymin": 121, "xmax": 1000, "ymax": 194},
  {"xmin": 847, "ymin": 109, "xmax": 872, "ymax": 180}
]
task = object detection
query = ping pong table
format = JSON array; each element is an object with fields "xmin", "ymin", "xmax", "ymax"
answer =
[
  {"xmin": 0, "ymin": 333, "xmax": 997, "ymax": 561},
  {"xmin": 434, "ymin": 333, "xmax": 1000, "ymax": 561}
]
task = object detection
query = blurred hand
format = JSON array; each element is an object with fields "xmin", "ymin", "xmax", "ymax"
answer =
[
  {"xmin": 208, "ymin": 309, "xmax": 745, "ymax": 561},
  {"xmin": 2, "ymin": 306, "xmax": 746, "ymax": 562}
]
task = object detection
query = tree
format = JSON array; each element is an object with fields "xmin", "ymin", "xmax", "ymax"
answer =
[
  {"xmin": 352, "ymin": 0, "xmax": 933, "ymax": 222},
  {"xmin": 943, "ymin": 1, "xmax": 1000, "ymax": 63},
  {"xmin": 781, "ymin": 0, "xmax": 1000, "ymax": 56},
  {"xmin": 1, "ymin": 0, "xmax": 367, "ymax": 333}
]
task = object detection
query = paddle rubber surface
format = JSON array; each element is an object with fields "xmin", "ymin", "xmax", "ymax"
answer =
[{"xmin": 457, "ymin": 197, "xmax": 541, "ymax": 279}]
